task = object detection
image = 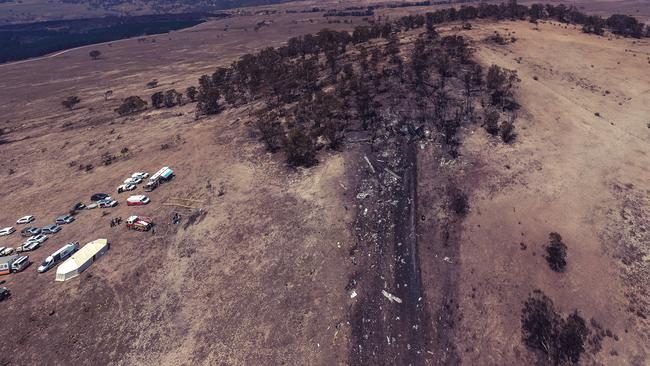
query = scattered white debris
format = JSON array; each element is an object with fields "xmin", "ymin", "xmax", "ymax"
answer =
[
  {"xmin": 356, "ymin": 191, "xmax": 371, "ymax": 200},
  {"xmin": 384, "ymin": 167, "xmax": 401, "ymax": 180},
  {"xmin": 364, "ymin": 155, "xmax": 376, "ymax": 173},
  {"xmin": 382, "ymin": 290, "xmax": 403, "ymax": 304}
]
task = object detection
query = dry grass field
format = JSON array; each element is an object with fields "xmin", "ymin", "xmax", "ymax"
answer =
[
  {"xmin": 452, "ymin": 20, "xmax": 650, "ymax": 365},
  {"xmin": 0, "ymin": 3, "xmax": 649, "ymax": 366}
]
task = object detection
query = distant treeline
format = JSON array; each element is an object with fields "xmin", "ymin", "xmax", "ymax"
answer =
[
  {"xmin": 324, "ymin": 8, "xmax": 375, "ymax": 18},
  {"xmin": 191, "ymin": 1, "xmax": 649, "ymax": 124},
  {"xmin": 380, "ymin": 2, "xmax": 649, "ymax": 38},
  {"xmin": 0, "ymin": 13, "xmax": 227, "ymax": 63},
  {"xmin": 319, "ymin": 2, "xmax": 649, "ymax": 39},
  {"xmin": 58, "ymin": 0, "xmax": 295, "ymax": 12}
]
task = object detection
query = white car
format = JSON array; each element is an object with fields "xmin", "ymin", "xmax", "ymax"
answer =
[
  {"xmin": 26, "ymin": 234, "xmax": 48, "ymax": 245},
  {"xmin": 0, "ymin": 247, "xmax": 14, "ymax": 256},
  {"xmin": 0, "ymin": 227, "xmax": 15, "ymax": 236},
  {"xmin": 98, "ymin": 199, "xmax": 118, "ymax": 208},
  {"xmin": 117, "ymin": 184, "xmax": 137, "ymax": 193},
  {"xmin": 131, "ymin": 172, "xmax": 149, "ymax": 180},
  {"xmin": 16, "ymin": 215, "xmax": 35, "ymax": 224},
  {"xmin": 21, "ymin": 241, "xmax": 41, "ymax": 252},
  {"xmin": 124, "ymin": 177, "xmax": 142, "ymax": 185}
]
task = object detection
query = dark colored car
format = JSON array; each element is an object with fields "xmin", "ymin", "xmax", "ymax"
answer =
[
  {"xmin": 0, "ymin": 287, "xmax": 10, "ymax": 301},
  {"xmin": 90, "ymin": 193, "xmax": 110, "ymax": 202},
  {"xmin": 72, "ymin": 202, "xmax": 86, "ymax": 211},
  {"xmin": 20, "ymin": 227, "xmax": 41, "ymax": 237}
]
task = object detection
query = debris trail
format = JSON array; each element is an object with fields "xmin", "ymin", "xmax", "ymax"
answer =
[{"xmin": 348, "ymin": 115, "xmax": 432, "ymax": 366}]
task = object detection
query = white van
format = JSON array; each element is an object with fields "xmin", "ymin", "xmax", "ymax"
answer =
[
  {"xmin": 11, "ymin": 255, "xmax": 30, "ymax": 273},
  {"xmin": 38, "ymin": 242, "xmax": 78, "ymax": 273}
]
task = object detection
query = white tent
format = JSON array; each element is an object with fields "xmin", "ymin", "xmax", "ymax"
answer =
[{"xmin": 55, "ymin": 239, "xmax": 109, "ymax": 282}]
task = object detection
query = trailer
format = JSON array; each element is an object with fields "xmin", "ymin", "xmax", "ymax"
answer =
[
  {"xmin": 126, "ymin": 216, "xmax": 154, "ymax": 231},
  {"xmin": 144, "ymin": 166, "xmax": 174, "ymax": 192},
  {"xmin": 56, "ymin": 239, "xmax": 109, "ymax": 282}
]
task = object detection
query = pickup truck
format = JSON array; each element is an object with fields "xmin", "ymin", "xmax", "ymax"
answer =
[
  {"xmin": 98, "ymin": 199, "xmax": 118, "ymax": 208},
  {"xmin": 123, "ymin": 177, "xmax": 142, "ymax": 185},
  {"xmin": 117, "ymin": 184, "xmax": 136, "ymax": 193}
]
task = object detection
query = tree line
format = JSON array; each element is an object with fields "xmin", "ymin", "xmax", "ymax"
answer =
[
  {"xmin": 188, "ymin": 1, "xmax": 527, "ymax": 167},
  {"xmin": 105, "ymin": 1, "xmax": 647, "ymax": 132}
]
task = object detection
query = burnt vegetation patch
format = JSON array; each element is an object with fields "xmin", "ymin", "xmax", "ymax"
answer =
[
  {"xmin": 191, "ymin": 5, "xmax": 531, "ymax": 168},
  {"xmin": 545, "ymin": 232, "xmax": 568, "ymax": 272},
  {"xmin": 522, "ymin": 290, "xmax": 593, "ymax": 365}
]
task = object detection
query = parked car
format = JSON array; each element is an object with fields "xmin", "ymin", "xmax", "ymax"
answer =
[
  {"xmin": 85, "ymin": 203, "xmax": 98, "ymax": 210},
  {"xmin": 20, "ymin": 227, "xmax": 40, "ymax": 237},
  {"xmin": 91, "ymin": 193, "xmax": 110, "ymax": 202},
  {"xmin": 55, "ymin": 215, "xmax": 75, "ymax": 225},
  {"xmin": 26, "ymin": 234, "xmax": 48, "ymax": 245},
  {"xmin": 123, "ymin": 177, "xmax": 142, "ymax": 185},
  {"xmin": 20, "ymin": 241, "xmax": 41, "ymax": 252},
  {"xmin": 0, "ymin": 247, "xmax": 15, "ymax": 256},
  {"xmin": 16, "ymin": 215, "xmax": 35, "ymax": 224},
  {"xmin": 38, "ymin": 242, "xmax": 78, "ymax": 273},
  {"xmin": 126, "ymin": 195, "xmax": 151, "ymax": 206},
  {"xmin": 98, "ymin": 199, "xmax": 118, "ymax": 208},
  {"xmin": 11, "ymin": 256, "xmax": 30, "ymax": 273},
  {"xmin": 0, "ymin": 227, "xmax": 15, "ymax": 236},
  {"xmin": 0, "ymin": 287, "xmax": 10, "ymax": 301},
  {"xmin": 117, "ymin": 184, "xmax": 136, "ymax": 193},
  {"xmin": 131, "ymin": 172, "xmax": 149, "ymax": 180},
  {"xmin": 72, "ymin": 202, "xmax": 86, "ymax": 211},
  {"xmin": 41, "ymin": 224, "xmax": 62, "ymax": 235}
]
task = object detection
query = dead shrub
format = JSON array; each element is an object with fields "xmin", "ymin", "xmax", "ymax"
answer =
[
  {"xmin": 545, "ymin": 232, "xmax": 568, "ymax": 272},
  {"xmin": 522, "ymin": 290, "xmax": 591, "ymax": 365}
]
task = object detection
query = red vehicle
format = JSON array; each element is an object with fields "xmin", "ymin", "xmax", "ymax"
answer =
[
  {"xmin": 126, "ymin": 216, "xmax": 153, "ymax": 231},
  {"xmin": 126, "ymin": 195, "xmax": 151, "ymax": 206}
]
